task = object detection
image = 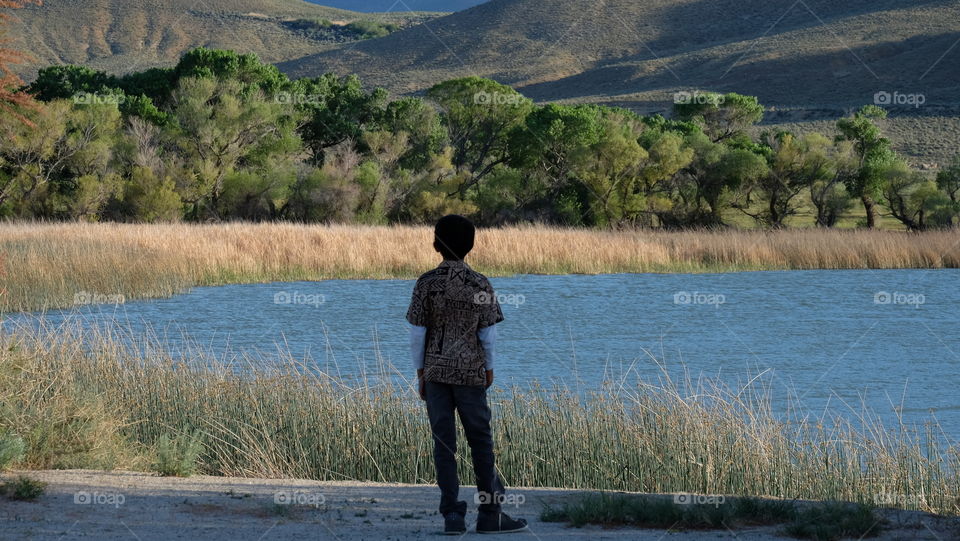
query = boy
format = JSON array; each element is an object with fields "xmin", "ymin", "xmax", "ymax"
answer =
[{"xmin": 407, "ymin": 215, "xmax": 528, "ymax": 535}]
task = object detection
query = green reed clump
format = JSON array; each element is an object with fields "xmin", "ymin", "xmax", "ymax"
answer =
[
  {"xmin": 0, "ymin": 323, "xmax": 957, "ymax": 516},
  {"xmin": 1, "ymin": 475, "xmax": 47, "ymax": 501}
]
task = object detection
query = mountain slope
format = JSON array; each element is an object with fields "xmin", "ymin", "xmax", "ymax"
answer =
[
  {"xmin": 279, "ymin": 0, "xmax": 960, "ymax": 107},
  {"xmin": 2, "ymin": 0, "xmax": 406, "ymax": 80},
  {"xmin": 305, "ymin": 0, "xmax": 485, "ymax": 12}
]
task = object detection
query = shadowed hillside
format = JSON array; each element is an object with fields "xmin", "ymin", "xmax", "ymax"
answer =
[
  {"xmin": 280, "ymin": 0, "xmax": 958, "ymax": 105},
  {"xmin": 306, "ymin": 0, "xmax": 484, "ymax": 12},
  {"xmin": 276, "ymin": 0, "xmax": 960, "ymax": 163},
  {"xmin": 2, "ymin": 0, "xmax": 427, "ymax": 80}
]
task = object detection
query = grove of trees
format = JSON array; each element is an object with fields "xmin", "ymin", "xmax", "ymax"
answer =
[{"xmin": 2, "ymin": 47, "xmax": 959, "ymax": 229}]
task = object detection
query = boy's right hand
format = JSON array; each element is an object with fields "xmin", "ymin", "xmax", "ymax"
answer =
[{"xmin": 417, "ymin": 369, "xmax": 426, "ymax": 401}]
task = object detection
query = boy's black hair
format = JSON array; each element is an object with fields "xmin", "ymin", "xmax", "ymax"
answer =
[{"xmin": 434, "ymin": 214, "xmax": 475, "ymax": 260}]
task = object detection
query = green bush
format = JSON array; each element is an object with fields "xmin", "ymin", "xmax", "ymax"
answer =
[
  {"xmin": 153, "ymin": 432, "xmax": 204, "ymax": 477},
  {"xmin": 1, "ymin": 475, "xmax": 47, "ymax": 501},
  {"xmin": 0, "ymin": 431, "xmax": 26, "ymax": 470}
]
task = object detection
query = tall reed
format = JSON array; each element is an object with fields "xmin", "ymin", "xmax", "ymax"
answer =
[
  {"xmin": 0, "ymin": 323, "xmax": 956, "ymax": 515},
  {"xmin": 1, "ymin": 222, "xmax": 958, "ymax": 312}
]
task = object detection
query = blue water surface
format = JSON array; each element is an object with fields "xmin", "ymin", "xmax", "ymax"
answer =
[{"xmin": 6, "ymin": 269, "xmax": 958, "ymax": 439}]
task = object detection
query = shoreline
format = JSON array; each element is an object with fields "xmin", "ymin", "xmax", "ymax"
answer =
[{"xmin": 2, "ymin": 470, "xmax": 955, "ymax": 540}]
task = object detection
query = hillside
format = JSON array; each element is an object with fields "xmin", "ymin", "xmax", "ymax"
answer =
[
  {"xmin": 278, "ymin": 0, "xmax": 960, "ymax": 164},
  {"xmin": 1, "ymin": 0, "xmax": 426, "ymax": 80},
  {"xmin": 306, "ymin": 0, "xmax": 485, "ymax": 12},
  {"xmin": 281, "ymin": 0, "xmax": 959, "ymax": 105}
]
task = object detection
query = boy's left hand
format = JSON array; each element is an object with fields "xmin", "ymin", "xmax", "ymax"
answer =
[
  {"xmin": 417, "ymin": 369, "xmax": 426, "ymax": 401},
  {"xmin": 485, "ymin": 369, "xmax": 494, "ymax": 389}
]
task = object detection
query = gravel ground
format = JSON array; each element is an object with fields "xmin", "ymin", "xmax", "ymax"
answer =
[{"xmin": 0, "ymin": 470, "xmax": 956, "ymax": 540}]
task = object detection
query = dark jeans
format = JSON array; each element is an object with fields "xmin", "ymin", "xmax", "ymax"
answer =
[{"xmin": 424, "ymin": 381, "xmax": 505, "ymax": 516}]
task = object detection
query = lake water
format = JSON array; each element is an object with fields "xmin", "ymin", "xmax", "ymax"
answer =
[{"xmin": 5, "ymin": 269, "xmax": 959, "ymax": 440}]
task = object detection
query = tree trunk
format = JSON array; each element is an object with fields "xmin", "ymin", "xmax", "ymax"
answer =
[{"xmin": 861, "ymin": 195, "xmax": 877, "ymax": 228}]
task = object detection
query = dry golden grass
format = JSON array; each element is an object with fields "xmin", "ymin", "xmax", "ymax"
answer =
[{"xmin": 1, "ymin": 222, "xmax": 959, "ymax": 312}]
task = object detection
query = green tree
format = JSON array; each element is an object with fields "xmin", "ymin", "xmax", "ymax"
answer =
[
  {"xmin": 666, "ymin": 131, "xmax": 767, "ymax": 227},
  {"xmin": 808, "ymin": 140, "xmax": 856, "ymax": 228},
  {"xmin": 379, "ymin": 97, "xmax": 445, "ymax": 171},
  {"xmin": 881, "ymin": 161, "xmax": 952, "ymax": 230},
  {"xmin": 673, "ymin": 92, "xmax": 764, "ymax": 143},
  {"xmin": 0, "ymin": 100, "xmax": 120, "ymax": 217},
  {"xmin": 740, "ymin": 133, "xmax": 834, "ymax": 228},
  {"xmin": 935, "ymin": 154, "xmax": 960, "ymax": 226},
  {"xmin": 576, "ymin": 111, "xmax": 647, "ymax": 227},
  {"xmin": 174, "ymin": 48, "xmax": 289, "ymax": 96},
  {"xmin": 509, "ymin": 104, "xmax": 605, "ymax": 224},
  {"xmin": 28, "ymin": 65, "xmax": 119, "ymax": 101},
  {"xmin": 427, "ymin": 77, "xmax": 533, "ymax": 198},
  {"xmin": 292, "ymin": 73, "xmax": 388, "ymax": 165},
  {"xmin": 635, "ymin": 125, "xmax": 696, "ymax": 227},
  {"xmin": 114, "ymin": 166, "xmax": 183, "ymax": 222},
  {"xmin": 836, "ymin": 105, "xmax": 895, "ymax": 228},
  {"xmin": 166, "ymin": 77, "xmax": 301, "ymax": 220},
  {"xmin": 283, "ymin": 141, "xmax": 361, "ymax": 223}
]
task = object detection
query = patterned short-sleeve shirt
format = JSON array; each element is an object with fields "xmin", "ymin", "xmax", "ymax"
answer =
[{"xmin": 406, "ymin": 260, "xmax": 504, "ymax": 386}]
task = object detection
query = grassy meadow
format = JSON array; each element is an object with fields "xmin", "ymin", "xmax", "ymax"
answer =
[
  {"xmin": 1, "ymin": 222, "xmax": 959, "ymax": 312},
  {"xmin": 0, "ymin": 324, "xmax": 956, "ymax": 516}
]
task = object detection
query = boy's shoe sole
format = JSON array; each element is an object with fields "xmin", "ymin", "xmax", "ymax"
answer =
[
  {"xmin": 476, "ymin": 519, "xmax": 529, "ymax": 534},
  {"xmin": 443, "ymin": 530, "xmax": 467, "ymax": 536},
  {"xmin": 477, "ymin": 525, "xmax": 529, "ymax": 534}
]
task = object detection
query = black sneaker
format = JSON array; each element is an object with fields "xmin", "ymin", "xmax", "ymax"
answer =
[
  {"xmin": 476, "ymin": 511, "xmax": 528, "ymax": 534},
  {"xmin": 443, "ymin": 512, "xmax": 467, "ymax": 535}
]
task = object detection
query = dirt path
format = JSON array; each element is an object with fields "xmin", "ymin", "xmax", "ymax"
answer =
[{"xmin": 1, "ymin": 470, "xmax": 955, "ymax": 540}]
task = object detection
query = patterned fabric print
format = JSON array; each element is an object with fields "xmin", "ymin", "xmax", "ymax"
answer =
[{"xmin": 407, "ymin": 260, "xmax": 504, "ymax": 386}]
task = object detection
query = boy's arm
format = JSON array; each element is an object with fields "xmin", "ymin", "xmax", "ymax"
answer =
[
  {"xmin": 478, "ymin": 325, "xmax": 496, "ymax": 371},
  {"xmin": 406, "ymin": 279, "xmax": 430, "ymax": 399},
  {"xmin": 410, "ymin": 325, "xmax": 427, "ymax": 400},
  {"xmin": 410, "ymin": 325, "xmax": 427, "ymax": 371},
  {"xmin": 478, "ymin": 325, "xmax": 496, "ymax": 388},
  {"xmin": 476, "ymin": 278, "xmax": 503, "ymax": 389}
]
